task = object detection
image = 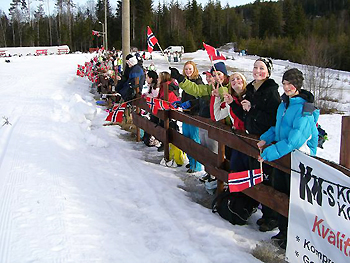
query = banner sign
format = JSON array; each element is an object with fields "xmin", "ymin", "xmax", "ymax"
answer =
[{"xmin": 286, "ymin": 150, "xmax": 350, "ymax": 263}]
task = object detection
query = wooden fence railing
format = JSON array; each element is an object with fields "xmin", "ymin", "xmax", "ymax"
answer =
[{"xmin": 131, "ymin": 92, "xmax": 350, "ymax": 218}]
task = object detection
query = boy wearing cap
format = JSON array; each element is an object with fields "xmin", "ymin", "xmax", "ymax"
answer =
[{"xmin": 257, "ymin": 68, "xmax": 319, "ymax": 249}]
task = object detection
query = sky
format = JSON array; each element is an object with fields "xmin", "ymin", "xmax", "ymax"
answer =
[
  {"xmin": 0, "ymin": 0, "xmax": 256, "ymax": 15},
  {"xmin": 0, "ymin": 45, "xmax": 348, "ymax": 262}
]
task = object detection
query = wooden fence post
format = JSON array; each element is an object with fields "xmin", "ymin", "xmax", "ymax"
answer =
[
  {"xmin": 340, "ymin": 116, "xmax": 350, "ymax": 169},
  {"xmin": 135, "ymin": 78, "xmax": 141, "ymax": 142},
  {"xmin": 164, "ymin": 83, "xmax": 170, "ymax": 161},
  {"xmin": 216, "ymin": 142, "xmax": 226, "ymax": 194}
]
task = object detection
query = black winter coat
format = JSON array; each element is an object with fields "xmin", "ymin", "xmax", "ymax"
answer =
[{"xmin": 229, "ymin": 78, "xmax": 280, "ymax": 136}]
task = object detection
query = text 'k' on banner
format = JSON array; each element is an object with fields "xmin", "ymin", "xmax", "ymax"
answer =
[{"xmin": 286, "ymin": 150, "xmax": 350, "ymax": 263}]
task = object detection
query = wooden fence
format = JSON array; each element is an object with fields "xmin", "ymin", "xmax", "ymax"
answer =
[{"xmin": 131, "ymin": 87, "xmax": 350, "ymax": 218}]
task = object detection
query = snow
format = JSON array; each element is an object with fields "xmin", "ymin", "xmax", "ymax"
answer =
[{"xmin": 0, "ymin": 50, "xmax": 347, "ymax": 262}]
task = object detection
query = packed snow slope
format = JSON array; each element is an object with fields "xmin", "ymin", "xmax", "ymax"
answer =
[{"xmin": 0, "ymin": 51, "xmax": 347, "ymax": 263}]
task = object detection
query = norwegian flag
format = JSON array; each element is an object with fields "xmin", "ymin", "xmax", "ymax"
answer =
[
  {"xmin": 147, "ymin": 26, "xmax": 158, "ymax": 53},
  {"xmin": 92, "ymin": 30, "xmax": 100, "ymax": 37},
  {"xmin": 105, "ymin": 103, "xmax": 127, "ymax": 123},
  {"xmin": 76, "ymin": 64, "xmax": 85, "ymax": 77},
  {"xmin": 145, "ymin": 97, "xmax": 171, "ymax": 115},
  {"xmin": 203, "ymin": 42, "xmax": 226, "ymax": 61},
  {"xmin": 228, "ymin": 168, "xmax": 263, "ymax": 192}
]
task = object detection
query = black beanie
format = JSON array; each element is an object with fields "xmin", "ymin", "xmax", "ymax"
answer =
[{"xmin": 282, "ymin": 68, "xmax": 304, "ymax": 91}]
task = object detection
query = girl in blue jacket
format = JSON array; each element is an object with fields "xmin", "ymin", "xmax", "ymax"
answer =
[{"xmin": 257, "ymin": 68, "xmax": 319, "ymax": 249}]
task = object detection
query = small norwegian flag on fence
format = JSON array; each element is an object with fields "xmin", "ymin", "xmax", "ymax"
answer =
[
  {"xmin": 147, "ymin": 26, "xmax": 158, "ymax": 53},
  {"xmin": 203, "ymin": 42, "xmax": 226, "ymax": 61},
  {"xmin": 228, "ymin": 168, "xmax": 263, "ymax": 192},
  {"xmin": 146, "ymin": 97, "xmax": 171, "ymax": 115},
  {"xmin": 105, "ymin": 103, "xmax": 127, "ymax": 123}
]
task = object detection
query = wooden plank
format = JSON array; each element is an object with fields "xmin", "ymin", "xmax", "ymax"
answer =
[
  {"xmin": 132, "ymin": 98, "xmax": 166, "ymax": 120},
  {"xmin": 243, "ymin": 184, "xmax": 289, "ymax": 218},
  {"xmin": 132, "ymin": 113, "xmax": 166, "ymax": 142},
  {"xmin": 169, "ymin": 129, "xmax": 217, "ymax": 168},
  {"xmin": 169, "ymin": 110, "xmax": 211, "ymax": 130},
  {"xmin": 205, "ymin": 165, "xmax": 289, "ymax": 217}
]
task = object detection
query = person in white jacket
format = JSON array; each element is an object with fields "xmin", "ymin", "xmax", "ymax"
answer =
[
  {"xmin": 211, "ymin": 72, "xmax": 247, "ymax": 130},
  {"xmin": 211, "ymin": 72, "xmax": 249, "ymax": 172}
]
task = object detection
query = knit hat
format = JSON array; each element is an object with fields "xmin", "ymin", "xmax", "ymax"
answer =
[
  {"xmin": 127, "ymin": 56, "xmax": 138, "ymax": 67},
  {"xmin": 210, "ymin": 62, "xmax": 227, "ymax": 76},
  {"xmin": 282, "ymin": 68, "xmax": 304, "ymax": 91},
  {"xmin": 256, "ymin": 57, "xmax": 273, "ymax": 77}
]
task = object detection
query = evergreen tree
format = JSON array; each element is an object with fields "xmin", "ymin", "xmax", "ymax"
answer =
[
  {"xmin": 282, "ymin": 0, "xmax": 295, "ymax": 37},
  {"xmin": 258, "ymin": 2, "xmax": 282, "ymax": 38},
  {"xmin": 34, "ymin": 2, "xmax": 45, "ymax": 46},
  {"xmin": 202, "ymin": 1, "xmax": 216, "ymax": 43},
  {"xmin": 135, "ymin": 0, "xmax": 153, "ymax": 50},
  {"xmin": 0, "ymin": 11, "xmax": 8, "ymax": 47},
  {"xmin": 293, "ymin": 2, "xmax": 306, "ymax": 37}
]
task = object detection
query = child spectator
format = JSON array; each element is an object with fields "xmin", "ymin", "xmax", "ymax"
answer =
[
  {"xmin": 211, "ymin": 72, "xmax": 248, "ymax": 172},
  {"xmin": 170, "ymin": 62, "xmax": 229, "ymax": 181},
  {"xmin": 142, "ymin": 70, "xmax": 159, "ymax": 147},
  {"xmin": 257, "ymin": 68, "xmax": 319, "ymax": 249},
  {"xmin": 178, "ymin": 61, "xmax": 203, "ymax": 173}
]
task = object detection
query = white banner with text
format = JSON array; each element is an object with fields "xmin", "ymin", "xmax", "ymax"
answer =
[{"xmin": 286, "ymin": 150, "xmax": 350, "ymax": 263}]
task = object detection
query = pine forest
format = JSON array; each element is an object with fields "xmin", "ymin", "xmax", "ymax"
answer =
[{"xmin": 1, "ymin": 0, "xmax": 350, "ymax": 71}]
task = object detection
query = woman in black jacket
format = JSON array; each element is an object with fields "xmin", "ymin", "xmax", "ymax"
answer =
[{"xmin": 228, "ymin": 57, "xmax": 281, "ymax": 232}]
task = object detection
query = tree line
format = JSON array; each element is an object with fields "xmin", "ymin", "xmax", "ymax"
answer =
[{"xmin": 1, "ymin": 0, "xmax": 350, "ymax": 71}]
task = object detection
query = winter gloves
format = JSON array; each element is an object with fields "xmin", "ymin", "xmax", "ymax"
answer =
[
  {"xmin": 169, "ymin": 67, "xmax": 185, "ymax": 83},
  {"xmin": 171, "ymin": 100, "xmax": 192, "ymax": 109}
]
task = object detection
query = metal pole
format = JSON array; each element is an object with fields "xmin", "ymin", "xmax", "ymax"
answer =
[
  {"xmin": 99, "ymin": 21, "xmax": 104, "ymax": 48},
  {"xmin": 122, "ymin": 0, "xmax": 130, "ymax": 69},
  {"xmin": 104, "ymin": 0, "xmax": 108, "ymax": 50}
]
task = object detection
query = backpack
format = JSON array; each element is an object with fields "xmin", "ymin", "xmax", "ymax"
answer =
[
  {"xmin": 212, "ymin": 190, "xmax": 258, "ymax": 226},
  {"xmin": 317, "ymin": 124, "xmax": 328, "ymax": 149}
]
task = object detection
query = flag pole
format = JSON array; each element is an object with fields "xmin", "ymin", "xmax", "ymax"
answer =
[
  {"xmin": 259, "ymin": 149, "xmax": 263, "ymax": 174},
  {"xmin": 156, "ymin": 42, "xmax": 171, "ymax": 68},
  {"xmin": 204, "ymin": 42, "xmax": 226, "ymax": 91}
]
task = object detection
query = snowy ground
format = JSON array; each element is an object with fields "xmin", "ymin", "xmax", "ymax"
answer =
[{"xmin": 0, "ymin": 51, "xmax": 348, "ymax": 263}]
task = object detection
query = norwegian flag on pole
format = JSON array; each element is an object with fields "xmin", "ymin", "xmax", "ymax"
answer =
[
  {"xmin": 146, "ymin": 97, "xmax": 170, "ymax": 115},
  {"xmin": 105, "ymin": 103, "xmax": 127, "ymax": 123},
  {"xmin": 203, "ymin": 42, "xmax": 226, "ymax": 61},
  {"xmin": 228, "ymin": 168, "xmax": 263, "ymax": 192},
  {"xmin": 147, "ymin": 26, "xmax": 158, "ymax": 53}
]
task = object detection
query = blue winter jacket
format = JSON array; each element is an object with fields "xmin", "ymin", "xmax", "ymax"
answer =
[{"xmin": 260, "ymin": 90, "xmax": 319, "ymax": 162}]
